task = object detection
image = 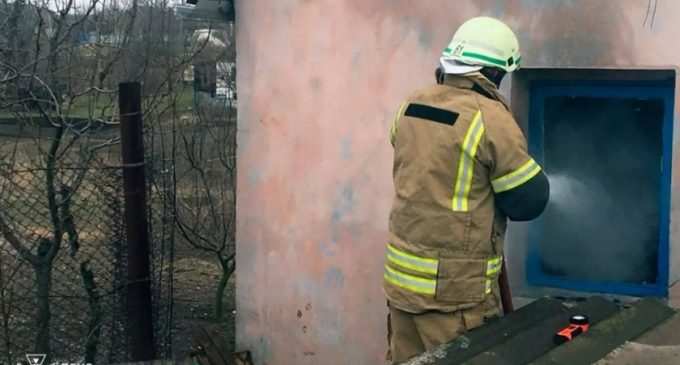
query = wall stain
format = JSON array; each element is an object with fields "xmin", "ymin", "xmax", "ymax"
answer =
[
  {"xmin": 324, "ymin": 267, "xmax": 345, "ymax": 289},
  {"xmin": 417, "ymin": 27, "xmax": 433, "ymax": 49},
  {"xmin": 248, "ymin": 170, "xmax": 264, "ymax": 184},
  {"xmin": 340, "ymin": 136, "xmax": 352, "ymax": 160},
  {"xmin": 352, "ymin": 49, "xmax": 362, "ymax": 66},
  {"xmin": 319, "ymin": 240, "xmax": 337, "ymax": 257},
  {"xmin": 310, "ymin": 77, "xmax": 322, "ymax": 91},
  {"xmin": 331, "ymin": 185, "xmax": 355, "ymax": 223}
]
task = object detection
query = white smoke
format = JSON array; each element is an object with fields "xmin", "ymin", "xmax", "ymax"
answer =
[{"xmin": 541, "ymin": 173, "xmax": 658, "ymax": 284}]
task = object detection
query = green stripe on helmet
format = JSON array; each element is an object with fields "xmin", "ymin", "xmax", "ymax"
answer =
[{"xmin": 461, "ymin": 51, "xmax": 507, "ymax": 67}]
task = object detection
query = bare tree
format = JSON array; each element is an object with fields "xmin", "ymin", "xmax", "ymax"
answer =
[
  {"xmin": 0, "ymin": 0, "xmax": 108, "ymax": 358},
  {"xmin": 175, "ymin": 93, "xmax": 236, "ymax": 321},
  {"xmin": 0, "ymin": 0, "xmax": 218, "ymax": 361}
]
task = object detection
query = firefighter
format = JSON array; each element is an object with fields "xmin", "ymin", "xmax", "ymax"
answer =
[{"xmin": 385, "ymin": 17, "xmax": 549, "ymax": 363}]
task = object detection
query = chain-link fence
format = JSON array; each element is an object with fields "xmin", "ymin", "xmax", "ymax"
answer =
[
  {"xmin": 0, "ymin": 2, "xmax": 237, "ymax": 358},
  {"xmin": 0, "ymin": 156, "xmax": 124, "ymax": 363},
  {"xmin": 145, "ymin": 111, "xmax": 178, "ymax": 361},
  {"xmin": 0, "ymin": 92, "xmax": 236, "ymax": 364},
  {"xmin": 0, "ymin": 117, "xmax": 177, "ymax": 364}
]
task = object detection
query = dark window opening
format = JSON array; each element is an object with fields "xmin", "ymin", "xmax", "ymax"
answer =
[{"xmin": 538, "ymin": 96, "xmax": 663, "ymax": 285}]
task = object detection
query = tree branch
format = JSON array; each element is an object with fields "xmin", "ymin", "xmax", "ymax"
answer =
[
  {"xmin": 0, "ymin": 212, "xmax": 38, "ymax": 266},
  {"xmin": 45, "ymin": 125, "xmax": 64, "ymax": 260}
]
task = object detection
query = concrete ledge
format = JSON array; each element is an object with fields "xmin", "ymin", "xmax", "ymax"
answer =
[{"xmin": 636, "ymin": 313, "xmax": 680, "ymax": 346}]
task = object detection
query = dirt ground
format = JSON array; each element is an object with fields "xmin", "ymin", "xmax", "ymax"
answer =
[{"xmin": 171, "ymin": 244, "xmax": 236, "ymax": 361}]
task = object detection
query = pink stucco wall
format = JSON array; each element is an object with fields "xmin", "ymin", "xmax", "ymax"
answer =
[{"xmin": 235, "ymin": 1, "xmax": 680, "ymax": 364}]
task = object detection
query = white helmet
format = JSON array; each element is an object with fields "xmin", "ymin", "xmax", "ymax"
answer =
[{"xmin": 442, "ymin": 17, "xmax": 521, "ymax": 73}]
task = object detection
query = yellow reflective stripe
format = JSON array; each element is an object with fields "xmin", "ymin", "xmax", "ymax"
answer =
[
  {"xmin": 452, "ymin": 111, "xmax": 485, "ymax": 211},
  {"xmin": 390, "ymin": 102, "xmax": 408, "ymax": 145},
  {"xmin": 384, "ymin": 265, "xmax": 437, "ymax": 295},
  {"xmin": 492, "ymin": 158, "xmax": 542, "ymax": 193},
  {"xmin": 386, "ymin": 244, "xmax": 439, "ymax": 275},
  {"xmin": 486, "ymin": 257, "xmax": 503, "ymax": 276},
  {"xmin": 485, "ymin": 279, "xmax": 492, "ymax": 294},
  {"xmin": 487, "ymin": 266, "xmax": 502, "ymax": 276}
]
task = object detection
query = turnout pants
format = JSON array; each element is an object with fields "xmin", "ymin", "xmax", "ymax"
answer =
[{"xmin": 386, "ymin": 298, "xmax": 500, "ymax": 364}]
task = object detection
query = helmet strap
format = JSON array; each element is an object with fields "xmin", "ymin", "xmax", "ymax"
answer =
[{"xmin": 435, "ymin": 66, "xmax": 444, "ymax": 84}]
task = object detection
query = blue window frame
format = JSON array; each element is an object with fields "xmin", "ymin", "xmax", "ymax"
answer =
[{"xmin": 527, "ymin": 81, "xmax": 674, "ymax": 297}]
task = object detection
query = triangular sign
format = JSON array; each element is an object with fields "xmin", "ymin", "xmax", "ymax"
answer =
[{"xmin": 25, "ymin": 354, "xmax": 46, "ymax": 365}]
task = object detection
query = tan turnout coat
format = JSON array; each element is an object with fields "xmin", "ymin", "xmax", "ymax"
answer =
[{"xmin": 384, "ymin": 73, "xmax": 542, "ymax": 314}]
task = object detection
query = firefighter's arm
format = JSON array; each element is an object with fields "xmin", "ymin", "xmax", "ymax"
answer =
[{"xmin": 482, "ymin": 108, "xmax": 549, "ymax": 221}]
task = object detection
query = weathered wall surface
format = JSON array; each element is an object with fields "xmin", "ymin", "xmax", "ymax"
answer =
[{"xmin": 235, "ymin": 1, "xmax": 680, "ymax": 364}]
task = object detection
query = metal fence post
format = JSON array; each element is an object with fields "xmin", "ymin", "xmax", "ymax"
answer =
[{"xmin": 119, "ymin": 82, "xmax": 156, "ymax": 361}]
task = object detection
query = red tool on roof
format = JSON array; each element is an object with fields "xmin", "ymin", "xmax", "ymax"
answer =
[{"xmin": 554, "ymin": 315, "xmax": 590, "ymax": 345}]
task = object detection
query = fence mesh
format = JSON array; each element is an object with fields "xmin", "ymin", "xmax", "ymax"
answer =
[
  {"xmin": 0, "ymin": 159, "xmax": 126, "ymax": 364},
  {"xmin": 0, "ymin": 66, "xmax": 237, "ymax": 365},
  {"xmin": 0, "ymin": 118, "xmax": 177, "ymax": 364},
  {"xmin": 145, "ymin": 114, "xmax": 177, "ymax": 361}
]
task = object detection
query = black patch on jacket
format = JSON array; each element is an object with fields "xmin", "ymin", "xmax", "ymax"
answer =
[{"xmin": 405, "ymin": 103, "xmax": 459, "ymax": 126}]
